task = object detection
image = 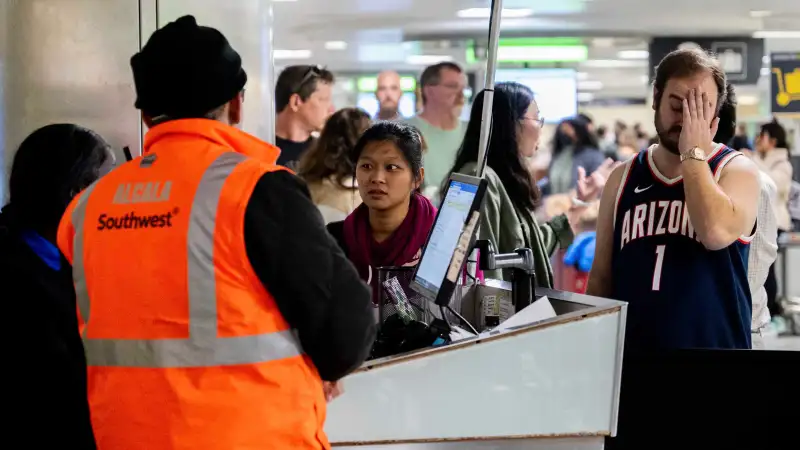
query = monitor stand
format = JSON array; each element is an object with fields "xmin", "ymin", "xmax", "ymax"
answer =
[{"xmin": 474, "ymin": 240, "xmax": 536, "ymax": 312}]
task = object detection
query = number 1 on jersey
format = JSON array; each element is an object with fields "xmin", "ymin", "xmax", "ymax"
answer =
[{"xmin": 652, "ymin": 245, "xmax": 666, "ymax": 291}]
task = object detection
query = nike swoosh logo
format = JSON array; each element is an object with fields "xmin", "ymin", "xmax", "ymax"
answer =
[{"xmin": 634, "ymin": 185, "xmax": 653, "ymax": 193}]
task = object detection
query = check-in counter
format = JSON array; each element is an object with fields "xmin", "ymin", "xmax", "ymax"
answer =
[{"xmin": 325, "ymin": 287, "xmax": 627, "ymax": 449}]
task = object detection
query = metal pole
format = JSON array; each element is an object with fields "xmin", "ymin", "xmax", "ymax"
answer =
[
  {"xmin": 467, "ymin": 0, "xmax": 504, "ymax": 288},
  {"xmin": 474, "ymin": 0, "xmax": 504, "ymax": 178}
]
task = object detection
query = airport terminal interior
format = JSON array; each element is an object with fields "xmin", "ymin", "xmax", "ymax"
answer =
[{"xmin": 2, "ymin": 0, "xmax": 800, "ymax": 448}]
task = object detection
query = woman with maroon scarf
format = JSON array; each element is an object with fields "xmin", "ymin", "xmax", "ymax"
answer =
[{"xmin": 327, "ymin": 121, "xmax": 436, "ymax": 293}]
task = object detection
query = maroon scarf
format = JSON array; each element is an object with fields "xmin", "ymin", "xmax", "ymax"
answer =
[{"xmin": 343, "ymin": 193, "xmax": 437, "ymax": 282}]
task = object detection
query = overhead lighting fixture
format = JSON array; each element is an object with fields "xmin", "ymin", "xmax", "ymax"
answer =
[
  {"xmin": 456, "ymin": 8, "xmax": 534, "ymax": 19},
  {"xmin": 273, "ymin": 49, "xmax": 312, "ymax": 60},
  {"xmin": 750, "ymin": 10, "xmax": 772, "ymax": 18},
  {"xmin": 324, "ymin": 41, "xmax": 348, "ymax": 50},
  {"xmin": 577, "ymin": 92, "xmax": 595, "ymax": 102},
  {"xmin": 578, "ymin": 80, "xmax": 603, "ymax": 91},
  {"xmin": 763, "ymin": 55, "xmax": 771, "ymax": 64},
  {"xmin": 577, "ymin": 72, "xmax": 590, "ymax": 80},
  {"xmin": 753, "ymin": 30, "xmax": 800, "ymax": 39},
  {"xmin": 592, "ymin": 38, "xmax": 615, "ymax": 48},
  {"xmin": 617, "ymin": 50, "xmax": 649, "ymax": 60},
  {"xmin": 405, "ymin": 54, "xmax": 454, "ymax": 65}
]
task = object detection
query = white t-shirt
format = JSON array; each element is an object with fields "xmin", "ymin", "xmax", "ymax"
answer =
[{"xmin": 749, "ymin": 171, "xmax": 779, "ymax": 333}]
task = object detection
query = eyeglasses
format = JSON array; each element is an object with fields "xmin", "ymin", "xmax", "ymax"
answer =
[
  {"xmin": 293, "ymin": 65, "xmax": 326, "ymax": 94},
  {"xmin": 523, "ymin": 116, "xmax": 545, "ymax": 127}
]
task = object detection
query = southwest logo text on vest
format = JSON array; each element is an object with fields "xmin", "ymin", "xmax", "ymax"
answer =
[{"xmin": 97, "ymin": 211, "xmax": 174, "ymax": 231}]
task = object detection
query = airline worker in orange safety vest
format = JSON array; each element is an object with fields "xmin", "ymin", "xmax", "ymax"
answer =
[{"xmin": 57, "ymin": 15, "xmax": 375, "ymax": 450}]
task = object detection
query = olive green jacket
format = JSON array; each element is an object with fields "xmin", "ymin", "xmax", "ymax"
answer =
[{"xmin": 460, "ymin": 163, "xmax": 574, "ymax": 287}]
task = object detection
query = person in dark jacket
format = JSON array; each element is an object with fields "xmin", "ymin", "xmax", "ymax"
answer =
[
  {"xmin": 1, "ymin": 123, "xmax": 116, "ymax": 450},
  {"xmin": 546, "ymin": 116, "xmax": 608, "ymax": 195}
]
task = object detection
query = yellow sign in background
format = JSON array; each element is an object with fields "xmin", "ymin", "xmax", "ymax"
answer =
[{"xmin": 771, "ymin": 53, "xmax": 800, "ymax": 114}]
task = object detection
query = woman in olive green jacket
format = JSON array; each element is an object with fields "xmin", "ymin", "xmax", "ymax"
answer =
[{"xmin": 447, "ymin": 82, "xmax": 609, "ymax": 286}]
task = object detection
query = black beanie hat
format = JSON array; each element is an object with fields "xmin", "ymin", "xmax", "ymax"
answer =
[{"xmin": 131, "ymin": 15, "xmax": 247, "ymax": 119}]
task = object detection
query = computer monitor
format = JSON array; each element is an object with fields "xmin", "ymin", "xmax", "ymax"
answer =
[
  {"xmin": 410, "ymin": 173, "xmax": 488, "ymax": 306},
  {"xmin": 495, "ymin": 68, "xmax": 578, "ymax": 124}
]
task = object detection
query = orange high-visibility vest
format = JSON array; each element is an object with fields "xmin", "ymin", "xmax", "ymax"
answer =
[{"xmin": 58, "ymin": 119, "xmax": 329, "ymax": 450}]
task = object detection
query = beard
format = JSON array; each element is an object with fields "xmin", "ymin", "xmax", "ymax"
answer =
[
  {"xmin": 654, "ymin": 109, "xmax": 682, "ymax": 155},
  {"xmin": 380, "ymin": 100, "xmax": 399, "ymax": 111}
]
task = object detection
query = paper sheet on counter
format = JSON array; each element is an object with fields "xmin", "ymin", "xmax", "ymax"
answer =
[
  {"xmin": 490, "ymin": 296, "xmax": 557, "ymax": 332},
  {"xmin": 449, "ymin": 325, "xmax": 477, "ymax": 342}
]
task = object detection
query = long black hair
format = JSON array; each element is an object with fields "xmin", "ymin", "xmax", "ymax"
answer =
[
  {"xmin": 2, "ymin": 124, "xmax": 112, "ymax": 231},
  {"xmin": 552, "ymin": 116, "xmax": 599, "ymax": 157},
  {"xmin": 760, "ymin": 118, "xmax": 790, "ymax": 151},
  {"xmin": 449, "ymin": 81, "xmax": 539, "ymax": 210}
]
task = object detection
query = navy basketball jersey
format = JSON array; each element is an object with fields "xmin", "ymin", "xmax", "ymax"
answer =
[{"xmin": 611, "ymin": 144, "xmax": 752, "ymax": 352}]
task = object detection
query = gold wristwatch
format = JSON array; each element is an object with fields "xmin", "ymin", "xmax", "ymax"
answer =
[{"xmin": 680, "ymin": 146, "xmax": 706, "ymax": 162}]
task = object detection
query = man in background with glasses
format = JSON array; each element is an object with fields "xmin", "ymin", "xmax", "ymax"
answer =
[
  {"xmin": 274, "ymin": 65, "xmax": 336, "ymax": 169},
  {"xmin": 405, "ymin": 62, "xmax": 467, "ymax": 201}
]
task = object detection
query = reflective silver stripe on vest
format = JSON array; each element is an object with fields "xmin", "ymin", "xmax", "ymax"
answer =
[
  {"xmin": 72, "ymin": 181, "xmax": 99, "ymax": 326},
  {"xmin": 72, "ymin": 152, "xmax": 303, "ymax": 368}
]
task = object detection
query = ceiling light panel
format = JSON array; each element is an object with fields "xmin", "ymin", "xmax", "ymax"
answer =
[{"xmin": 325, "ymin": 41, "xmax": 348, "ymax": 50}]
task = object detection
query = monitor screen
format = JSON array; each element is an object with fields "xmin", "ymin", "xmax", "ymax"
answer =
[
  {"xmin": 413, "ymin": 179, "xmax": 479, "ymax": 295},
  {"xmin": 494, "ymin": 68, "xmax": 578, "ymax": 124}
]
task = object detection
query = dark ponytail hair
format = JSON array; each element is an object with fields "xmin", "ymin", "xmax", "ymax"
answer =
[{"xmin": 760, "ymin": 118, "xmax": 790, "ymax": 151}]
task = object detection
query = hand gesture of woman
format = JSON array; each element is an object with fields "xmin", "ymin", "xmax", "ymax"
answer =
[{"xmin": 576, "ymin": 158, "xmax": 619, "ymax": 202}]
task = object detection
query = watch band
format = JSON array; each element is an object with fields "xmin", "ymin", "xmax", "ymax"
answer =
[{"xmin": 680, "ymin": 146, "xmax": 706, "ymax": 162}]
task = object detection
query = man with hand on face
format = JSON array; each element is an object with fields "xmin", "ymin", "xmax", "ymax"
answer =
[
  {"xmin": 375, "ymin": 70, "xmax": 403, "ymax": 120},
  {"xmin": 587, "ymin": 48, "xmax": 760, "ymax": 352}
]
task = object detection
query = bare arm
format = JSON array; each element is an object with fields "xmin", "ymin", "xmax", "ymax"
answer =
[
  {"xmin": 586, "ymin": 161, "xmax": 629, "ymax": 298},
  {"xmin": 682, "ymin": 154, "xmax": 760, "ymax": 250},
  {"xmin": 678, "ymin": 88, "xmax": 760, "ymax": 251}
]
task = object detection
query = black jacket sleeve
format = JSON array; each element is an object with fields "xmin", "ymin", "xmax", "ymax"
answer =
[
  {"xmin": 243, "ymin": 171, "xmax": 375, "ymax": 381},
  {"xmin": 326, "ymin": 221, "xmax": 347, "ymax": 254}
]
